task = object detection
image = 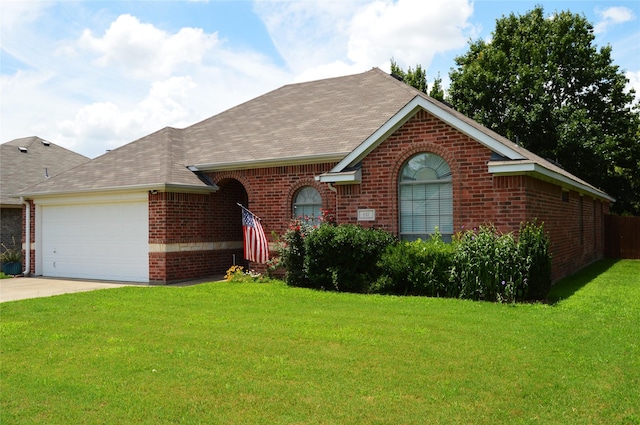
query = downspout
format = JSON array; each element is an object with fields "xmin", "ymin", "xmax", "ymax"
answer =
[
  {"xmin": 20, "ymin": 197, "xmax": 30, "ymax": 276},
  {"xmin": 327, "ymin": 183, "xmax": 338, "ymax": 224}
]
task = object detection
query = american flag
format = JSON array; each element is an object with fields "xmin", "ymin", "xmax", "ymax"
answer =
[{"xmin": 241, "ymin": 206, "xmax": 270, "ymax": 264}]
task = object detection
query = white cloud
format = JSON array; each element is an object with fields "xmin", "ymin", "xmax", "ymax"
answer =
[
  {"xmin": 255, "ymin": 0, "xmax": 477, "ymax": 80},
  {"xmin": 56, "ymin": 76, "xmax": 199, "ymax": 152},
  {"xmin": 348, "ymin": 0, "xmax": 474, "ymax": 69},
  {"xmin": 0, "ymin": 0, "xmax": 49, "ymax": 31},
  {"xmin": 0, "ymin": 69, "xmax": 72, "ymax": 142},
  {"xmin": 594, "ymin": 6, "xmax": 635, "ymax": 34},
  {"xmin": 77, "ymin": 14, "xmax": 220, "ymax": 79},
  {"xmin": 626, "ymin": 70, "xmax": 640, "ymax": 103},
  {"xmin": 6, "ymin": 0, "xmax": 633, "ymax": 161},
  {"xmin": 254, "ymin": 1, "xmax": 359, "ymax": 74}
]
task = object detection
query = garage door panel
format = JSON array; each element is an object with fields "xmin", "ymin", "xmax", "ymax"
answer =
[{"xmin": 42, "ymin": 202, "xmax": 148, "ymax": 282}]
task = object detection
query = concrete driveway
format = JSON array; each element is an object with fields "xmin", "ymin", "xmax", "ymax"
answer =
[
  {"xmin": 0, "ymin": 275, "xmax": 223, "ymax": 302},
  {"xmin": 0, "ymin": 277, "xmax": 135, "ymax": 302}
]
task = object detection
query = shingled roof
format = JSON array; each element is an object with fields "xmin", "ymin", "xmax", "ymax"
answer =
[
  {"xmin": 1, "ymin": 137, "xmax": 89, "ymax": 204},
  {"xmin": 15, "ymin": 68, "xmax": 612, "ymax": 201},
  {"xmin": 183, "ymin": 68, "xmax": 418, "ymax": 169}
]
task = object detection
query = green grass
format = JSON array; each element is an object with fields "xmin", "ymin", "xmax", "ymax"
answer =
[{"xmin": 1, "ymin": 259, "xmax": 639, "ymax": 424}]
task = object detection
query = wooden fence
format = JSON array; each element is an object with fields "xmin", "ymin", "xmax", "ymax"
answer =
[{"xmin": 605, "ymin": 215, "xmax": 640, "ymax": 259}]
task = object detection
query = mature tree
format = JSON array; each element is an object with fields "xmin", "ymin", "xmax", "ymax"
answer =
[
  {"xmin": 391, "ymin": 59, "xmax": 446, "ymax": 101},
  {"xmin": 391, "ymin": 58, "xmax": 427, "ymax": 94},
  {"xmin": 447, "ymin": 6, "xmax": 640, "ymax": 214},
  {"xmin": 428, "ymin": 73, "xmax": 445, "ymax": 101}
]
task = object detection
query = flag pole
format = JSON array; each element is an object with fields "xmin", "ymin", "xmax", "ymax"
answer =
[{"xmin": 237, "ymin": 203, "xmax": 263, "ymax": 221}]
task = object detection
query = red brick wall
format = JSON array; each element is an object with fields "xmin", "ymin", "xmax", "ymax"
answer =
[
  {"xmin": 148, "ymin": 191, "xmax": 244, "ymax": 283},
  {"xmin": 335, "ymin": 109, "xmax": 517, "ymax": 235},
  {"xmin": 520, "ymin": 178, "xmax": 607, "ymax": 280},
  {"xmin": 209, "ymin": 165, "xmax": 337, "ymax": 240}
]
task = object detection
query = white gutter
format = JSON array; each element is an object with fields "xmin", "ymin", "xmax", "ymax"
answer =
[
  {"xmin": 488, "ymin": 161, "xmax": 615, "ymax": 202},
  {"xmin": 13, "ymin": 182, "xmax": 218, "ymax": 199},
  {"xmin": 20, "ymin": 197, "xmax": 30, "ymax": 276},
  {"xmin": 193, "ymin": 152, "xmax": 347, "ymax": 172}
]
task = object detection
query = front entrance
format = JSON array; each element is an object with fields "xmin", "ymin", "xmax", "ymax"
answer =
[{"xmin": 212, "ymin": 178, "xmax": 249, "ymax": 272}]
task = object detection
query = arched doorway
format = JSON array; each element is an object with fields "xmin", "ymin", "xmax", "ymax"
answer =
[{"xmin": 211, "ymin": 178, "xmax": 249, "ymax": 272}]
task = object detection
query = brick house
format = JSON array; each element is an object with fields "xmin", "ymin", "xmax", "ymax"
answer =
[{"xmin": 15, "ymin": 69, "xmax": 612, "ymax": 283}]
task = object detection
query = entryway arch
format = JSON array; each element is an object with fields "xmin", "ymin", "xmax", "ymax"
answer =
[{"xmin": 211, "ymin": 178, "xmax": 249, "ymax": 270}]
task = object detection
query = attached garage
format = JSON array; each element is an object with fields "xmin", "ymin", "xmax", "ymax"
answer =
[{"xmin": 36, "ymin": 194, "xmax": 149, "ymax": 282}]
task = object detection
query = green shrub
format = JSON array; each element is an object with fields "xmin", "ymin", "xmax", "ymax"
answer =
[
  {"xmin": 304, "ymin": 224, "xmax": 396, "ymax": 293},
  {"xmin": 278, "ymin": 219, "xmax": 315, "ymax": 287},
  {"xmin": 518, "ymin": 221, "xmax": 552, "ymax": 300},
  {"xmin": 279, "ymin": 218, "xmax": 551, "ymax": 303},
  {"xmin": 374, "ymin": 233, "xmax": 455, "ymax": 296}
]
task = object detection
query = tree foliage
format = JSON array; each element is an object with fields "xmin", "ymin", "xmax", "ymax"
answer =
[
  {"xmin": 391, "ymin": 59, "xmax": 446, "ymax": 101},
  {"xmin": 447, "ymin": 6, "xmax": 640, "ymax": 214},
  {"xmin": 391, "ymin": 58, "xmax": 427, "ymax": 93}
]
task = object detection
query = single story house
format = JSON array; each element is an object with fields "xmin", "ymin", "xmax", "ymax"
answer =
[
  {"xmin": 15, "ymin": 68, "xmax": 612, "ymax": 283},
  {"xmin": 1, "ymin": 137, "xmax": 88, "ymax": 253}
]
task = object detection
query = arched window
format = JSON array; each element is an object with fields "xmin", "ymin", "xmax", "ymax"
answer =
[
  {"xmin": 399, "ymin": 153, "xmax": 453, "ymax": 242},
  {"xmin": 293, "ymin": 186, "xmax": 322, "ymax": 223}
]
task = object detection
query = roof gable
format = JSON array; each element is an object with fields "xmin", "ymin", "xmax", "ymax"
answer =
[{"xmin": 318, "ymin": 86, "xmax": 612, "ymax": 202}]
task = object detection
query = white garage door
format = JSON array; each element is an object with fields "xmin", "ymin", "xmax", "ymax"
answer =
[{"xmin": 41, "ymin": 202, "xmax": 149, "ymax": 282}]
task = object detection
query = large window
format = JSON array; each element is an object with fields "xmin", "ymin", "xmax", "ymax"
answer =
[
  {"xmin": 399, "ymin": 153, "xmax": 453, "ymax": 242},
  {"xmin": 293, "ymin": 186, "xmax": 322, "ymax": 223}
]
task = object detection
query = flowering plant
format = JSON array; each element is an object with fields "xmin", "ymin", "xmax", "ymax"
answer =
[{"xmin": 224, "ymin": 265, "xmax": 265, "ymax": 282}]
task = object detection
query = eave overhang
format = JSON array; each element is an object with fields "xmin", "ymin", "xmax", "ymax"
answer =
[
  {"xmin": 317, "ymin": 169, "xmax": 362, "ymax": 184},
  {"xmin": 192, "ymin": 152, "xmax": 347, "ymax": 172},
  {"xmin": 13, "ymin": 182, "xmax": 219, "ymax": 200},
  {"xmin": 488, "ymin": 160, "xmax": 615, "ymax": 202}
]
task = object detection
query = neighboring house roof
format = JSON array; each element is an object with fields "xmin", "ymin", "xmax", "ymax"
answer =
[
  {"xmin": 15, "ymin": 68, "xmax": 613, "ymax": 201},
  {"xmin": 1, "ymin": 137, "xmax": 89, "ymax": 205}
]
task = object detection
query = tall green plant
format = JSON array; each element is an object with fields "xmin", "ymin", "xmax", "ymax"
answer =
[
  {"xmin": 518, "ymin": 221, "xmax": 552, "ymax": 300},
  {"xmin": 451, "ymin": 226, "xmax": 527, "ymax": 302}
]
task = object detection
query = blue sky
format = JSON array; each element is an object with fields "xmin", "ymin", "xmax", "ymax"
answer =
[{"xmin": 1, "ymin": 0, "xmax": 638, "ymax": 158}]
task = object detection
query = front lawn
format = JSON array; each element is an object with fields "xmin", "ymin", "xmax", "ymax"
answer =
[{"xmin": 1, "ymin": 259, "xmax": 638, "ymax": 424}]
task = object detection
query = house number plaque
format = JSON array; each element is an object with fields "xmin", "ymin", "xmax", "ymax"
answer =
[{"xmin": 357, "ymin": 209, "xmax": 376, "ymax": 221}]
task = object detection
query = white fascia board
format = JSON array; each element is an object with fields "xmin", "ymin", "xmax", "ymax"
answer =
[
  {"xmin": 20, "ymin": 183, "xmax": 217, "ymax": 201},
  {"xmin": 488, "ymin": 161, "xmax": 615, "ymax": 202},
  {"xmin": 193, "ymin": 153, "xmax": 347, "ymax": 172},
  {"xmin": 318, "ymin": 169, "xmax": 362, "ymax": 184},
  {"xmin": 33, "ymin": 191, "xmax": 149, "ymax": 206},
  {"xmin": 329, "ymin": 96, "xmax": 526, "ymax": 174}
]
